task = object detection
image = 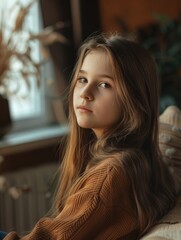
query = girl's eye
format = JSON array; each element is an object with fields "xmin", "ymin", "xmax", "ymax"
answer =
[
  {"xmin": 77, "ymin": 77, "xmax": 87, "ymax": 84},
  {"xmin": 99, "ymin": 82, "xmax": 111, "ymax": 88}
]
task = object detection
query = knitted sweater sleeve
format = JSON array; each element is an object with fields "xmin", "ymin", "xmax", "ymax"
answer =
[{"xmin": 4, "ymin": 161, "xmax": 138, "ymax": 240}]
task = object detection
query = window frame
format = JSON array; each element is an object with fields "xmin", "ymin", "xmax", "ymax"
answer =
[{"xmin": 3, "ymin": 0, "xmax": 57, "ymax": 133}]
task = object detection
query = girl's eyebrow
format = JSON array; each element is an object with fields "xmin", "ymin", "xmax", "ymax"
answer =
[
  {"xmin": 79, "ymin": 69, "xmax": 113, "ymax": 80},
  {"xmin": 78, "ymin": 69, "xmax": 86, "ymax": 74}
]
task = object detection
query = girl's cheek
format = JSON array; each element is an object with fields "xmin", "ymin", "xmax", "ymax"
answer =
[
  {"xmin": 73, "ymin": 91, "xmax": 77, "ymax": 106},
  {"xmin": 73, "ymin": 87, "xmax": 78, "ymax": 97}
]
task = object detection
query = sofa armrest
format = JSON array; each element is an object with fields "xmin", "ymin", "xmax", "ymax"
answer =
[{"xmin": 141, "ymin": 195, "xmax": 181, "ymax": 240}]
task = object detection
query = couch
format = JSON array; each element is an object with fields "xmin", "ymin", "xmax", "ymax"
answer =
[{"xmin": 142, "ymin": 106, "xmax": 181, "ymax": 240}]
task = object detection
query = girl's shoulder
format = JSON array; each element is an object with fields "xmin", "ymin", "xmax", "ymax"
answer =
[
  {"xmin": 85, "ymin": 157, "xmax": 124, "ymax": 180},
  {"xmin": 72, "ymin": 157, "xmax": 129, "ymax": 200}
]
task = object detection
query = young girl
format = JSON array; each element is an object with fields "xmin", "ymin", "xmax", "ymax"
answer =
[{"xmin": 2, "ymin": 33, "xmax": 176, "ymax": 239}]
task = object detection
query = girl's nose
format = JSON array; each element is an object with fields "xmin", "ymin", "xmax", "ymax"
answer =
[{"xmin": 80, "ymin": 86, "xmax": 94, "ymax": 101}]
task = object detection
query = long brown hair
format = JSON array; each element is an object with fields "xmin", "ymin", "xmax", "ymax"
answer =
[{"xmin": 53, "ymin": 33, "xmax": 176, "ymax": 236}]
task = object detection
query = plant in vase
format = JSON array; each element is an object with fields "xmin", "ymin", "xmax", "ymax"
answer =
[{"xmin": 0, "ymin": 0, "xmax": 69, "ymax": 137}]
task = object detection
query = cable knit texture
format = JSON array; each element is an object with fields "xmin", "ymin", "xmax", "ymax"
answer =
[
  {"xmin": 4, "ymin": 159, "xmax": 139, "ymax": 240},
  {"xmin": 159, "ymin": 105, "xmax": 181, "ymax": 194}
]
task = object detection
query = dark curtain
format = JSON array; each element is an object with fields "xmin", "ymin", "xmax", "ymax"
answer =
[
  {"xmin": 39, "ymin": 0, "xmax": 76, "ymax": 95},
  {"xmin": 39, "ymin": 0, "xmax": 101, "ymax": 123},
  {"xmin": 39, "ymin": 0, "xmax": 101, "ymax": 94}
]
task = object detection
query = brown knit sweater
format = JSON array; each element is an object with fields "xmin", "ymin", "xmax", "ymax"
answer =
[{"xmin": 4, "ymin": 159, "xmax": 139, "ymax": 240}]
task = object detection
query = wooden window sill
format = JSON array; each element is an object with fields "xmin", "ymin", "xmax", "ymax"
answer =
[{"xmin": 0, "ymin": 124, "xmax": 69, "ymax": 156}]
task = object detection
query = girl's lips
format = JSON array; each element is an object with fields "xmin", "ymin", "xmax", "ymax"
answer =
[{"xmin": 77, "ymin": 106, "xmax": 92, "ymax": 112}]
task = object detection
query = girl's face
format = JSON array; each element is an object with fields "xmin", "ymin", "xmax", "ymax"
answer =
[{"xmin": 73, "ymin": 49, "xmax": 121, "ymax": 137}]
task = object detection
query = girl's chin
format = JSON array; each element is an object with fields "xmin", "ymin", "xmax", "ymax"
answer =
[
  {"xmin": 77, "ymin": 124, "xmax": 104, "ymax": 137},
  {"xmin": 76, "ymin": 119, "xmax": 93, "ymax": 129},
  {"xmin": 77, "ymin": 123, "xmax": 92, "ymax": 129}
]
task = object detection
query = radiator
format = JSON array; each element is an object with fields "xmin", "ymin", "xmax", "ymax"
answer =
[{"xmin": 0, "ymin": 163, "xmax": 58, "ymax": 235}]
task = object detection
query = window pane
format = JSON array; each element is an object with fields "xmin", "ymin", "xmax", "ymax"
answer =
[
  {"xmin": 13, "ymin": 0, "xmax": 42, "ymax": 120},
  {"xmin": 1, "ymin": 0, "xmax": 45, "ymax": 121}
]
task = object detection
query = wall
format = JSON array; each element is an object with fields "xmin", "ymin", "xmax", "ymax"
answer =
[{"xmin": 99, "ymin": 0, "xmax": 181, "ymax": 32}]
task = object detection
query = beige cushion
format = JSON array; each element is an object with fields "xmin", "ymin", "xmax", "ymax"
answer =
[
  {"xmin": 141, "ymin": 223, "xmax": 181, "ymax": 240},
  {"xmin": 159, "ymin": 106, "xmax": 181, "ymax": 194},
  {"xmin": 142, "ymin": 106, "xmax": 181, "ymax": 239},
  {"xmin": 141, "ymin": 195, "xmax": 181, "ymax": 239}
]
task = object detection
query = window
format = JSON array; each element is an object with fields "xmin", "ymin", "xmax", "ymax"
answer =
[
  {"xmin": 0, "ymin": 0, "xmax": 55, "ymax": 131},
  {"xmin": 9, "ymin": 0, "xmax": 42, "ymax": 120}
]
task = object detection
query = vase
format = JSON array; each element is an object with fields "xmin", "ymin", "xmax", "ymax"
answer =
[{"xmin": 0, "ymin": 95, "xmax": 12, "ymax": 138}]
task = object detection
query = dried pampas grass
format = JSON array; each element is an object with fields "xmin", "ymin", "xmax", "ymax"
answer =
[{"xmin": 0, "ymin": 0, "xmax": 68, "ymax": 98}]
